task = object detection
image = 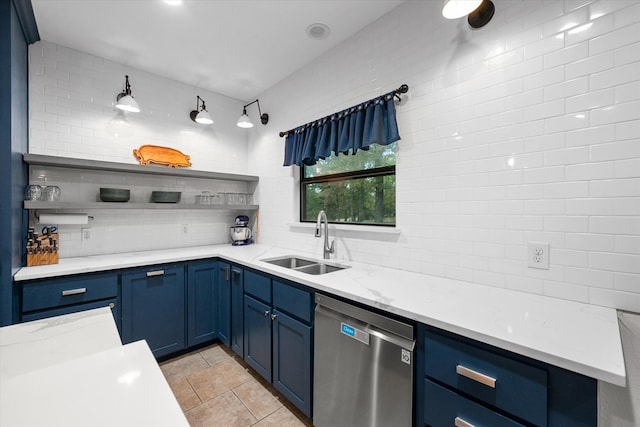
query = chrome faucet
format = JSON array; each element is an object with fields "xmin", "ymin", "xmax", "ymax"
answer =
[{"xmin": 315, "ymin": 210, "xmax": 334, "ymax": 259}]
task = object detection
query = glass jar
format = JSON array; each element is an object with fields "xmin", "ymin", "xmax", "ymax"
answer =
[
  {"xmin": 43, "ymin": 186, "xmax": 61, "ymax": 202},
  {"xmin": 25, "ymin": 185, "xmax": 43, "ymax": 201}
]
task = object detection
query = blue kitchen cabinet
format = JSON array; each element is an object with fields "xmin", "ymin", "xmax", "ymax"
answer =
[
  {"xmin": 186, "ymin": 259, "xmax": 218, "ymax": 347},
  {"xmin": 121, "ymin": 264, "xmax": 186, "ymax": 358},
  {"xmin": 272, "ymin": 307, "xmax": 312, "ymax": 417},
  {"xmin": 217, "ymin": 262, "xmax": 231, "ymax": 347},
  {"xmin": 244, "ymin": 294, "xmax": 273, "ymax": 380},
  {"xmin": 230, "ymin": 265, "xmax": 244, "ymax": 357},
  {"xmin": 416, "ymin": 325, "xmax": 597, "ymax": 427},
  {"xmin": 20, "ymin": 271, "xmax": 121, "ymax": 332},
  {"xmin": 243, "ymin": 270, "xmax": 314, "ymax": 418}
]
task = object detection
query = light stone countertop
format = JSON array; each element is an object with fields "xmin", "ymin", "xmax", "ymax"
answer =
[
  {"xmin": 13, "ymin": 243, "xmax": 627, "ymax": 387},
  {"xmin": 0, "ymin": 307, "xmax": 188, "ymax": 427}
]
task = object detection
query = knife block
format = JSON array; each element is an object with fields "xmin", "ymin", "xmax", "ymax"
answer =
[{"xmin": 27, "ymin": 232, "xmax": 59, "ymax": 266}]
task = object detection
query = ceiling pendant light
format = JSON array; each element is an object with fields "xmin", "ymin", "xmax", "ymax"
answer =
[
  {"xmin": 189, "ymin": 95, "xmax": 213, "ymax": 125},
  {"xmin": 115, "ymin": 75, "xmax": 140, "ymax": 113},
  {"xmin": 237, "ymin": 99, "xmax": 268, "ymax": 129}
]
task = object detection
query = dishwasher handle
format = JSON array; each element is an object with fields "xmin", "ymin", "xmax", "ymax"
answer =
[{"xmin": 315, "ymin": 301, "xmax": 415, "ymax": 351}]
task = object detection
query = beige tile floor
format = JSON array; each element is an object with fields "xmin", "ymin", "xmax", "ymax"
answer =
[{"xmin": 160, "ymin": 344, "xmax": 313, "ymax": 427}]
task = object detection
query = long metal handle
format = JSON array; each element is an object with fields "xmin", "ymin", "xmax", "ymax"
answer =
[
  {"xmin": 225, "ymin": 266, "xmax": 230, "ymax": 282},
  {"xmin": 455, "ymin": 417, "xmax": 475, "ymax": 427},
  {"xmin": 61, "ymin": 288, "xmax": 86, "ymax": 296},
  {"xmin": 456, "ymin": 365, "xmax": 496, "ymax": 388},
  {"xmin": 146, "ymin": 270, "xmax": 165, "ymax": 277}
]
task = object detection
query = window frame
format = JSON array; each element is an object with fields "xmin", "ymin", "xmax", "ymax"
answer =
[{"xmin": 299, "ymin": 165, "xmax": 396, "ymax": 227}]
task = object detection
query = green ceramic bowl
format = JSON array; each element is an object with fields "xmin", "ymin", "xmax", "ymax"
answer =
[
  {"xmin": 99, "ymin": 188, "xmax": 130, "ymax": 202},
  {"xmin": 151, "ymin": 191, "xmax": 181, "ymax": 203}
]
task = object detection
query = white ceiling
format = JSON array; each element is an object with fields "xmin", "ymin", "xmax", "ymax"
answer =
[{"xmin": 31, "ymin": 0, "xmax": 406, "ymax": 101}]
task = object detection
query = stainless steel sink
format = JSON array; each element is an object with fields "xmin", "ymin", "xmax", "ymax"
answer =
[
  {"xmin": 294, "ymin": 263, "xmax": 346, "ymax": 275},
  {"xmin": 261, "ymin": 256, "xmax": 349, "ymax": 275},
  {"xmin": 264, "ymin": 256, "xmax": 317, "ymax": 269}
]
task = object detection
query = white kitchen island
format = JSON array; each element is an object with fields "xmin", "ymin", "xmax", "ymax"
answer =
[{"xmin": 0, "ymin": 307, "xmax": 188, "ymax": 427}]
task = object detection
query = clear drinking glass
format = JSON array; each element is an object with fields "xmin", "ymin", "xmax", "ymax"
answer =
[
  {"xmin": 25, "ymin": 185, "xmax": 43, "ymax": 201},
  {"xmin": 43, "ymin": 186, "xmax": 61, "ymax": 202}
]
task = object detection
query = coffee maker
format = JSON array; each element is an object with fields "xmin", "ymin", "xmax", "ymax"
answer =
[{"xmin": 230, "ymin": 215, "xmax": 252, "ymax": 246}]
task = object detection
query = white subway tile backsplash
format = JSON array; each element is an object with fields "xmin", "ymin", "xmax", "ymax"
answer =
[
  {"xmin": 591, "ymin": 100, "xmax": 640, "ymax": 126},
  {"xmin": 565, "ymin": 232, "xmax": 615, "ymax": 251},
  {"xmin": 565, "ymin": 51, "xmax": 614, "ymax": 79},
  {"xmin": 589, "ymin": 22, "xmax": 640, "ymax": 54},
  {"xmin": 590, "ymin": 178, "xmax": 640, "ymax": 197},
  {"xmin": 590, "ymin": 216, "xmax": 640, "ymax": 235},
  {"xmin": 590, "ymin": 61, "xmax": 640, "ymax": 90},
  {"xmin": 544, "ymin": 41, "xmax": 589, "ymax": 69},
  {"xmin": 544, "ymin": 280, "xmax": 590, "ymax": 303},
  {"xmin": 565, "ymin": 88, "xmax": 615, "ymax": 113},
  {"xmin": 589, "ymin": 287, "xmax": 640, "ymax": 312}
]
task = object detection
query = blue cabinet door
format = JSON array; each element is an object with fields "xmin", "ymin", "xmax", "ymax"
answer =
[
  {"xmin": 244, "ymin": 295, "xmax": 273, "ymax": 382},
  {"xmin": 187, "ymin": 260, "xmax": 218, "ymax": 347},
  {"xmin": 122, "ymin": 264, "xmax": 186, "ymax": 358},
  {"xmin": 230, "ymin": 266, "xmax": 244, "ymax": 357},
  {"xmin": 217, "ymin": 262, "xmax": 231, "ymax": 347},
  {"xmin": 273, "ymin": 309, "xmax": 312, "ymax": 418}
]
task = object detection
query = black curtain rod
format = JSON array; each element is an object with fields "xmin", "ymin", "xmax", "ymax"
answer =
[{"xmin": 278, "ymin": 84, "xmax": 409, "ymax": 138}]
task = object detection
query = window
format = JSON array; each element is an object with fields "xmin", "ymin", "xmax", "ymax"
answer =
[{"xmin": 300, "ymin": 143, "xmax": 396, "ymax": 226}]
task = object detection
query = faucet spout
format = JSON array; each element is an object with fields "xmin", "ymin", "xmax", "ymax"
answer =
[{"xmin": 315, "ymin": 210, "xmax": 334, "ymax": 259}]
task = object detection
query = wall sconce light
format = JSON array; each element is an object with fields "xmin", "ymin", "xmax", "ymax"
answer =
[
  {"xmin": 190, "ymin": 95, "xmax": 213, "ymax": 125},
  {"xmin": 237, "ymin": 99, "xmax": 269, "ymax": 128},
  {"xmin": 115, "ymin": 75, "xmax": 140, "ymax": 113},
  {"xmin": 442, "ymin": 0, "xmax": 494, "ymax": 28}
]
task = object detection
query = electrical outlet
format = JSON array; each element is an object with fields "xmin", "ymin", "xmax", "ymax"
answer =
[
  {"xmin": 182, "ymin": 224, "xmax": 188, "ymax": 234},
  {"xmin": 527, "ymin": 242, "xmax": 549, "ymax": 270},
  {"xmin": 81, "ymin": 227, "xmax": 91, "ymax": 241}
]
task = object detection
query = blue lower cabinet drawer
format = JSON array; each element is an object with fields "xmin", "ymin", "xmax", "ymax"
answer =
[
  {"xmin": 273, "ymin": 280, "xmax": 313, "ymax": 323},
  {"xmin": 22, "ymin": 272, "xmax": 118, "ymax": 312},
  {"xmin": 424, "ymin": 379, "xmax": 526, "ymax": 427},
  {"xmin": 244, "ymin": 270, "xmax": 272, "ymax": 303},
  {"xmin": 425, "ymin": 330, "xmax": 547, "ymax": 426},
  {"xmin": 22, "ymin": 298, "xmax": 121, "ymax": 332}
]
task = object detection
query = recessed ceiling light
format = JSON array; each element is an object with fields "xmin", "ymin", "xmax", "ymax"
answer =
[
  {"xmin": 306, "ymin": 23, "xmax": 331, "ymax": 40},
  {"xmin": 163, "ymin": 0, "xmax": 183, "ymax": 6}
]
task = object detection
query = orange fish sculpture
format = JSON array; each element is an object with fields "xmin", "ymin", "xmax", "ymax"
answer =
[{"xmin": 133, "ymin": 145, "xmax": 192, "ymax": 168}]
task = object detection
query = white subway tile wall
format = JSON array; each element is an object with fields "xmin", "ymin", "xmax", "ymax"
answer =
[
  {"xmin": 28, "ymin": 42, "xmax": 254, "ymax": 255},
  {"xmin": 248, "ymin": 0, "xmax": 640, "ymax": 312}
]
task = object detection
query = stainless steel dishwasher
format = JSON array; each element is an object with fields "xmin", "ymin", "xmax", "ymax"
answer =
[{"xmin": 313, "ymin": 293, "xmax": 415, "ymax": 427}]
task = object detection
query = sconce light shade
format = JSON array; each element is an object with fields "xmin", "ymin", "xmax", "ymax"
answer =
[
  {"xmin": 237, "ymin": 109, "xmax": 253, "ymax": 128},
  {"xmin": 115, "ymin": 75, "xmax": 140, "ymax": 113},
  {"xmin": 237, "ymin": 99, "xmax": 268, "ymax": 128},
  {"xmin": 442, "ymin": 0, "xmax": 482, "ymax": 19},
  {"xmin": 190, "ymin": 96, "xmax": 213, "ymax": 125},
  {"xmin": 467, "ymin": 0, "xmax": 495, "ymax": 28}
]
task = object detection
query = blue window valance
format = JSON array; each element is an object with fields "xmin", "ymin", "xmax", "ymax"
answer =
[{"xmin": 281, "ymin": 85, "xmax": 408, "ymax": 167}]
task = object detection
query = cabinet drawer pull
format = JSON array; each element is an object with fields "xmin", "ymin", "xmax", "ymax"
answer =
[
  {"xmin": 456, "ymin": 365, "xmax": 496, "ymax": 388},
  {"xmin": 225, "ymin": 266, "xmax": 230, "ymax": 282},
  {"xmin": 264, "ymin": 310, "xmax": 270, "ymax": 317},
  {"xmin": 455, "ymin": 417, "xmax": 475, "ymax": 427},
  {"xmin": 146, "ymin": 270, "xmax": 165, "ymax": 277},
  {"xmin": 270, "ymin": 313, "xmax": 277, "ymax": 320},
  {"xmin": 61, "ymin": 288, "xmax": 86, "ymax": 296},
  {"xmin": 108, "ymin": 303, "xmax": 115, "ymax": 310}
]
